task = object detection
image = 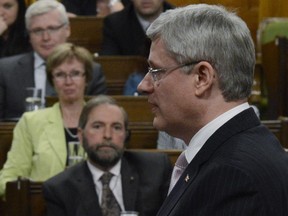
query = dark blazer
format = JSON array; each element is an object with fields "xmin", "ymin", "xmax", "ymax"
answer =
[
  {"xmin": 0, "ymin": 52, "xmax": 107, "ymax": 120},
  {"xmin": 100, "ymin": 2, "xmax": 174, "ymax": 56},
  {"xmin": 43, "ymin": 151, "xmax": 172, "ymax": 216},
  {"xmin": 157, "ymin": 108, "xmax": 288, "ymax": 216},
  {"xmin": 62, "ymin": 0, "xmax": 131, "ymax": 16}
]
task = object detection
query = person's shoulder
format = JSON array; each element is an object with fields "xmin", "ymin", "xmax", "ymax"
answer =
[
  {"xmin": 45, "ymin": 162, "xmax": 86, "ymax": 186},
  {"xmin": 92, "ymin": 61, "xmax": 101, "ymax": 70},
  {"xmin": 104, "ymin": 4, "xmax": 134, "ymax": 22},
  {"xmin": 124, "ymin": 150, "xmax": 169, "ymax": 163},
  {"xmin": 163, "ymin": 1, "xmax": 175, "ymax": 10},
  {"xmin": 0, "ymin": 52, "xmax": 32, "ymax": 65},
  {"xmin": 21, "ymin": 104, "xmax": 58, "ymax": 123}
]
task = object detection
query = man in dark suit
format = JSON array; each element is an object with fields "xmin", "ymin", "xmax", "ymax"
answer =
[
  {"xmin": 43, "ymin": 95, "xmax": 172, "ymax": 216},
  {"xmin": 100, "ymin": 0, "xmax": 173, "ymax": 56},
  {"xmin": 137, "ymin": 4, "xmax": 288, "ymax": 216},
  {"xmin": 62, "ymin": 0, "xmax": 131, "ymax": 17},
  {"xmin": 0, "ymin": 0, "xmax": 107, "ymax": 120}
]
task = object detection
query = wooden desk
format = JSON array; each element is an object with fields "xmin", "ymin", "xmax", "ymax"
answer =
[
  {"xmin": 0, "ymin": 122, "xmax": 14, "ymax": 169},
  {"xmin": 2, "ymin": 149, "xmax": 181, "ymax": 216}
]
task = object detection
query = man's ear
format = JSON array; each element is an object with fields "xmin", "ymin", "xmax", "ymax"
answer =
[
  {"xmin": 125, "ymin": 129, "xmax": 131, "ymax": 144},
  {"xmin": 194, "ymin": 62, "xmax": 215, "ymax": 96}
]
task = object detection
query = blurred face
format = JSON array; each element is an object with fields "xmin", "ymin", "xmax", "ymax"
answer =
[
  {"xmin": 52, "ymin": 58, "xmax": 86, "ymax": 103},
  {"xmin": 137, "ymin": 38, "xmax": 199, "ymax": 138},
  {"xmin": 132, "ymin": 0, "xmax": 163, "ymax": 18},
  {"xmin": 28, "ymin": 9, "xmax": 70, "ymax": 60},
  {"xmin": 79, "ymin": 104, "xmax": 126, "ymax": 169},
  {"xmin": 0, "ymin": 0, "xmax": 18, "ymax": 26}
]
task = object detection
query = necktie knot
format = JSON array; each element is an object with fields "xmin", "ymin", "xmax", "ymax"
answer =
[
  {"xmin": 168, "ymin": 151, "xmax": 188, "ymax": 194},
  {"xmin": 101, "ymin": 172, "xmax": 113, "ymax": 186},
  {"xmin": 175, "ymin": 151, "xmax": 188, "ymax": 169}
]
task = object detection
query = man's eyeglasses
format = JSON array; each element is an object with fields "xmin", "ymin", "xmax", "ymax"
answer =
[
  {"xmin": 29, "ymin": 23, "xmax": 67, "ymax": 37},
  {"xmin": 148, "ymin": 61, "xmax": 202, "ymax": 82},
  {"xmin": 53, "ymin": 70, "xmax": 85, "ymax": 82}
]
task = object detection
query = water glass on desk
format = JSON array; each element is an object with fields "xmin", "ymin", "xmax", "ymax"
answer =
[
  {"xmin": 120, "ymin": 211, "xmax": 139, "ymax": 216},
  {"xmin": 68, "ymin": 141, "xmax": 86, "ymax": 166},
  {"xmin": 25, "ymin": 87, "xmax": 42, "ymax": 111}
]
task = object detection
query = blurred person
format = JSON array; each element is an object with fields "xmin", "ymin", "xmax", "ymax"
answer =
[
  {"xmin": 62, "ymin": 0, "xmax": 131, "ymax": 17},
  {"xmin": 157, "ymin": 131, "xmax": 186, "ymax": 150},
  {"xmin": 100, "ymin": 0, "xmax": 173, "ymax": 56},
  {"xmin": 0, "ymin": 43, "xmax": 97, "ymax": 197},
  {"xmin": 0, "ymin": 0, "xmax": 106, "ymax": 120},
  {"xmin": 0, "ymin": 0, "xmax": 31, "ymax": 58},
  {"xmin": 138, "ymin": 4, "xmax": 288, "ymax": 215},
  {"xmin": 43, "ymin": 95, "xmax": 172, "ymax": 216}
]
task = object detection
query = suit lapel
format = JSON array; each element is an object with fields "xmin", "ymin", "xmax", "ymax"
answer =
[
  {"xmin": 76, "ymin": 162, "xmax": 103, "ymax": 216},
  {"xmin": 16, "ymin": 53, "xmax": 35, "ymax": 88},
  {"xmin": 157, "ymin": 108, "xmax": 260, "ymax": 216},
  {"xmin": 44, "ymin": 103, "xmax": 67, "ymax": 168},
  {"xmin": 121, "ymin": 155, "xmax": 139, "ymax": 211}
]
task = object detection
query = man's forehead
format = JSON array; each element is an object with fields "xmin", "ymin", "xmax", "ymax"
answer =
[
  {"xmin": 29, "ymin": 11, "xmax": 62, "ymax": 28},
  {"xmin": 88, "ymin": 104, "xmax": 125, "ymax": 122}
]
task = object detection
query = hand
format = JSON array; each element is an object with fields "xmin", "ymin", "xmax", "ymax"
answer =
[
  {"xmin": 96, "ymin": 0, "xmax": 110, "ymax": 17},
  {"xmin": 110, "ymin": 1, "xmax": 124, "ymax": 13},
  {"xmin": 66, "ymin": 12, "xmax": 77, "ymax": 18},
  {"xmin": 0, "ymin": 16, "xmax": 8, "ymax": 36}
]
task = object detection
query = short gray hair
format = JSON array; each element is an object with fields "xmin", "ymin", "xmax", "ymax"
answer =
[
  {"xmin": 147, "ymin": 4, "xmax": 255, "ymax": 101},
  {"xmin": 25, "ymin": 0, "xmax": 69, "ymax": 30}
]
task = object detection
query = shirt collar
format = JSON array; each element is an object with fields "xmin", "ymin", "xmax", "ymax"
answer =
[
  {"xmin": 135, "ymin": 12, "xmax": 151, "ymax": 31},
  {"xmin": 185, "ymin": 102, "xmax": 250, "ymax": 163},
  {"xmin": 87, "ymin": 159, "xmax": 122, "ymax": 182},
  {"xmin": 34, "ymin": 52, "xmax": 45, "ymax": 69}
]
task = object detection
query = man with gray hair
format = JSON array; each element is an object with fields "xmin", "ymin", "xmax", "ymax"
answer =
[
  {"xmin": 138, "ymin": 4, "xmax": 288, "ymax": 215},
  {"xmin": 0, "ymin": 0, "xmax": 106, "ymax": 120}
]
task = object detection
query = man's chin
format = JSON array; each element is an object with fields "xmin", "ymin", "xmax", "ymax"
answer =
[{"xmin": 153, "ymin": 117, "xmax": 165, "ymax": 131}]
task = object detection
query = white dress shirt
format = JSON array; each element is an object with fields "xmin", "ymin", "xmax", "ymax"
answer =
[
  {"xmin": 185, "ymin": 103, "xmax": 251, "ymax": 163},
  {"xmin": 34, "ymin": 52, "xmax": 46, "ymax": 104},
  {"xmin": 87, "ymin": 160, "xmax": 125, "ymax": 211},
  {"xmin": 135, "ymin": 12, "xmax": 151, "ymax": 31}
]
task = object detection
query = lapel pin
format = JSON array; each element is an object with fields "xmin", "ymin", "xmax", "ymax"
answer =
[{"xmin": 185, "ymin": 174, "xmax": 190, "ymax": 182}]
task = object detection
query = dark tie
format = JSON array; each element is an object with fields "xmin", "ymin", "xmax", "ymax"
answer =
[
  {"xmin": 168, "ymin": 151, "xmax": 188, "ymax": 194},
  {"xmin": 100, "ymin": 172, "xmax": 121, "ymax": 216}
]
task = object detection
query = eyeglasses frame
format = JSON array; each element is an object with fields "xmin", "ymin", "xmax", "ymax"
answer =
[
  {"xmin": 148, "ymin": 60, "xmax": 202, "ymax": 82},
  {"xmin": 29, "ymin": 23, "xmax": 67, "ymax": 37},
  {"xmin": 53, "ymin": 70, "xmax": 86, "ymax": 82}
]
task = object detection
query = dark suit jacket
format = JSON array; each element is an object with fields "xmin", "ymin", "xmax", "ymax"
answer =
[
  {"xmin": 43, "ymin": 151, "xmax": 172, "ymax": 216},
  {"xmin": 157, "ymin": 108, "xmax": 288, "ymax": 216},
  {"xmin": 0, "ymin": 52, "xmax": 107, "ymax": 120},
  {"xmin": 62, "ymin": 0, "xmax": 131, "ymax": 16},
  {"xmin": 100, "ymin": 2, "xmax": 173, "ymax": 56}
]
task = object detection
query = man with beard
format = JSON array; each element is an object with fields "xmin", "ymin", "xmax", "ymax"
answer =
[{"xmin": 42, "ymin": 95, "xmax": 172, "ymax": 216}]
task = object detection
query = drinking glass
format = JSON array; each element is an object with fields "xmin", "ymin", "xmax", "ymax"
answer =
[
  {"xmin": 25, "ymin": 87, "xmax": 42, "ymax": 111},
  {"xmin": 68, "ymin": 141, "xmax": 86, "ymax": 166},
  {"xmin": 120, "ymin": 211, "xmax": 139, "ymax": 216}
]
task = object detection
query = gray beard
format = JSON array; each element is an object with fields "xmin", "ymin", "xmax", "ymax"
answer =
[{"xmin": 82, "ymin": 137, "xmax": 124, "ymax": 169}]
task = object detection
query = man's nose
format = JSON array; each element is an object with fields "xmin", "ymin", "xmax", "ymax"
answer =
[{"xmin": 137, "ymin": 73, "xmax": 154, "ymax": 95}]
